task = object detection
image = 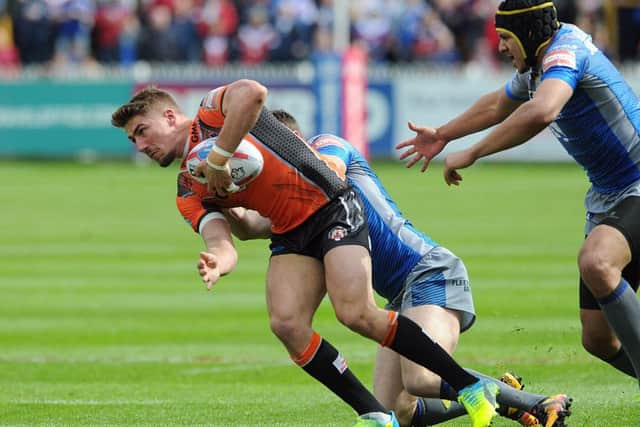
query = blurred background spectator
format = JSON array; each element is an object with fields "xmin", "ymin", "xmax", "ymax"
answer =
[{"xmin": 1, "ymin": 0, "xmax": 638, "ymax": 72}]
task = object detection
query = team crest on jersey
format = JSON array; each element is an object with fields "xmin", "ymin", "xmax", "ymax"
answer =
[
  {"xmin": 543, "ymin": 49, "xmax": 576, "ymax": 72},
  {"xmin": 328, "ymin": 226, "xmax": 348, "ymax": 241}
]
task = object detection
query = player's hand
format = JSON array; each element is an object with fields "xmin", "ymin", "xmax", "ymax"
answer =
[
  {"xmin": 443, "ymin": 149, "xmax": 476, "ymax": 186},
  {"xmin": 195, "ymin": 161, "xmax": 239, "ymax": 196},
  {"xmin": 395, "ymin": 121, "xmax": 447, "ymax": 172},
  {"xmin": 224, "ymin": 207, "xmax": 247, "ymax": 222},
  {"xmin": 197, "ymin": 251, "xmax": 221, "ymax": 290}
]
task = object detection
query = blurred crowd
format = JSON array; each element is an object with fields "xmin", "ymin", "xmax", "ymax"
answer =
[{"xmin": 0, "ymin": 0, "xmax": 637, "ymax": 73}]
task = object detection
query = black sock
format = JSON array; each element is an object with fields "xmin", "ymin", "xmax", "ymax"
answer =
[
  {"xmin": 299, "ymin": 336, "xmax": 386, "ymax": 415},
  {"xmin": 439, "ymin": 380, "xmax": 458, "ymax": 400},
  {"xmin": 388, "ymin": 314, "xmax": 478, "ymax": 391},
  {"xmin": 604, "ymin": 347, "xmax": 637, "ymax": 378},
  {"xmin": 466, "ymin": 369, "xmax": 544, "ymax": 412}
]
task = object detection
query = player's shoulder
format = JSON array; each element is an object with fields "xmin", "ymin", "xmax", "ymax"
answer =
[
  {"xmin": 308, "ymin": 133, "xmax": 351, "ymax": 150},
  {"xmin": 198, "ymin": 86, "xmax": 228, "ymax": 127},
  {"xmin": 543, "ymin": 24, "xmax": 597, "ymax": 72}
]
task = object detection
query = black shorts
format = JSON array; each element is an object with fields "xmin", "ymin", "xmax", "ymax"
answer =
[
  {"xmin": 580, "ymin": 196, "xmax": 640, "ymax": 309},
  {"xmin": 269, "ymin": 187, "xmax": 370, "ymax": 260}
]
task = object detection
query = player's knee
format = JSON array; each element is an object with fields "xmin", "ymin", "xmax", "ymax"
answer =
[
  {"xmin": 269, "ymin": 315, "xmax": 302, "ymax": 343},
  {"xmin": 334, "ymin": 305, "xmax": 373, "ymax": 335},
  {"xmin": 402, "ymin": 373, "xmax": 440, "ymax": 398},
  {"xmin": 578, "ymin": 248, "xmax": 616, "ymax": 288}
]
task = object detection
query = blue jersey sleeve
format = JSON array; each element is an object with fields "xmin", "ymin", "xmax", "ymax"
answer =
[
  {"xmin": 541, "ymin": 25, "xmax": 592, "ymax": 90},
  {"xmin": 505, "ymin": 72, "xmax": 529, "ymax": 101}
]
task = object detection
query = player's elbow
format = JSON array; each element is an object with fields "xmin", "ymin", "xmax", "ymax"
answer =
[
  {"xmin": 235, "ymin": 79, "xmax": 268, "ymax": 107},
  {"xmin": 527, "ymin": 101, "xmax": 557, "ymax": 127}
]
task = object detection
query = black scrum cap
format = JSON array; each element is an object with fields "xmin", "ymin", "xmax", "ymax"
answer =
[{"xmin": 495, "ymin": 0, "xmax": 560, "ymax": 68}]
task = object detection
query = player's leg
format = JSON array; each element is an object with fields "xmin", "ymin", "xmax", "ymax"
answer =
[
  {"xmin": 579, "ymin": 197, "xmax": 640, "ymax": 379},
  {"xmin": 267, "ymin": 253, "xmax": 393, "ymax": 421},
  {"xmin": 580, "ymin": 270, "xmax": 638, "ymax": 378},
  {"xmin": 266, "ymin": 253, "xmax": 324, "ymax": 354},
  {"xmin": 580, "ymin": 300, "xmax": 636, "ymax": 377},
  {"xmin": 399, "ymin": 305, "xmax": 460, "ymax": 396},
  {"xmin": 398, "ymin": 305, "xmax": 468, "ymax": 426},
  {"xmin": 396, "ymin": 305, "xmax": 548, "ymax": 426},
  {"xmin": 373, "ymin": 347, "xmax": 406, "ymax": 420},
  {"xmin": 323, "ymin": 245, "xmax": 497, "ymax": 427},
  {"xmin": 395, "ymin": 248, "xmax": 569, "ymax": 427}
]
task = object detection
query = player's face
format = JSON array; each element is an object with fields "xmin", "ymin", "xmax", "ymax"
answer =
[
  {"xmin": 498, "ymin": 32, "xmax": 527, "ymax": 73},
  {"xmin": 125, "ymin": 108, "xmax": 178, "ymax": 167}
]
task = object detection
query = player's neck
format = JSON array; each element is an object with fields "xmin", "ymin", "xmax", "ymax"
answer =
[{"xmin": 174, "ymin": 117, "xmax": 192, "ymax": 158}]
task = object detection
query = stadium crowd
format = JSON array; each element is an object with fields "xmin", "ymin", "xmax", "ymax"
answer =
[{"xmin": 0, "ymin": 0, "xmax": 637, "ymax": 73}]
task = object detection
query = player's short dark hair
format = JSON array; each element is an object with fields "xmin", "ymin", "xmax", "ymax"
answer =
[
  {"xmin": 111, "ymin": 86, "xmax": 180, "ymax": 128},
  {"xmin": 271, "ymin": 109, "xmax": 301, "ymax": 134}
]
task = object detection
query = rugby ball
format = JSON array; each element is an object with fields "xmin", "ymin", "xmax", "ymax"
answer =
[{"xmin": 186, "ymin": 137, "xmax": 264, "ymax": 190}]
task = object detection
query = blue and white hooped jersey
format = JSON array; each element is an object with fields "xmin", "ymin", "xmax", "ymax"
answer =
[
  {"xmin": 308, "ymin": 134, "xmax": 438, "ymax": 302},
  {"xmin": 506, "ymin": 24, "xmax": 640, "ymax": 211}
]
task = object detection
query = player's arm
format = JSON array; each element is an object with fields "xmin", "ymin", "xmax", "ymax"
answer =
[
  {"xmin": 223, "ymin": 207, "xmax": 272, "ymax": 240},
  {"xmin": 438, "ymin": 87, "xmax": 522, "ymax": 142},
  {"xmin": 397, "ymin": 87, "xmax": 523, "ymax": 171},
  {"xmin": 198, "ymin": 217, "xmax": 238, "ymax": 290},
  {"xmin": 177, "ymin": 188, "xmax": 238, "ymax": 290},
  {"xmin": 203, "ymin": 80, "xmax": 267, "ymax": 194},
  {"xmin": 443, "ymin": 78, "xmax": 573, "ymax": 185}
]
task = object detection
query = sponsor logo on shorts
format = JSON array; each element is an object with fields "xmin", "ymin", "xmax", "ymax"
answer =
[
  {"xmin": 328, "ymin": 226, "xmax": 348, "ymax": 241},
  {"xmin": 450, "ymin": 279, "xmax": 470, "ymax": 292}
]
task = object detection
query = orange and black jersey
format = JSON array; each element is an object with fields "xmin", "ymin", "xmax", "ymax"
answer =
[{"xmin": 177, "ymin": 86, "xmax": 347, "ymax": 235}]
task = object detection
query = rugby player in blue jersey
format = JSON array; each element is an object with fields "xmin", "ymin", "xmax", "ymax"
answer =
[
  {"xmin": 397, "ymin": 0, "xmax": 640, "ymax": 390},
  {"xmin": 218, "ymin": 110, "xmax": 571, "ymax": 427}
]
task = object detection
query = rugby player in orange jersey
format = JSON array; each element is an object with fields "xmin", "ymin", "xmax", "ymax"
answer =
[{"xmin": 111, "ymin": 79, "xmax": 499, "ymax": 427}]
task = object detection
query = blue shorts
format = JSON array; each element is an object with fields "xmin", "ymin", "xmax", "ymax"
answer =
[{"xmin": 386, "ymin": 246, "xmax": 476, "ymax": 332}]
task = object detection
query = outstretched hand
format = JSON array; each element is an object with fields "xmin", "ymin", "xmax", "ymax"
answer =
[
  {"xmin": 197, "ymin": 251, "xmax": 221, "ymax": 290},
  {"xmin": 395, "ymin": 121, "xmax": 447, "ymax": 172}
]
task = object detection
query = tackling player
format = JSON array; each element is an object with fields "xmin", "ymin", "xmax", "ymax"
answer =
[{"xmin": 226, "ymin": 109, "xmax": 571, "ymax": 427}]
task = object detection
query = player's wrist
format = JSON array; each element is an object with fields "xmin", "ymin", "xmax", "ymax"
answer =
[{"xmin": 206, "ymin": 150, "xmax": 229, "ymax": 170}]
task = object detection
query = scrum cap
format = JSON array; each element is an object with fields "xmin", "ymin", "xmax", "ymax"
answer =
[{"xmin": 495, "ymin": 0, "xmax": 560, "ymax": 68}]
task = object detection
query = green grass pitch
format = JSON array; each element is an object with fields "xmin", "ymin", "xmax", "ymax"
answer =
[{"xmin": 1, "ymin": 160, "xmax": 638, "ymax": 426}]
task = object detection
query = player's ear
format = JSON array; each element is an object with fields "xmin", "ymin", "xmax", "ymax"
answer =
[{"xmin": 164, "ymin": 108, "xmax": 176, "ymax": 125}]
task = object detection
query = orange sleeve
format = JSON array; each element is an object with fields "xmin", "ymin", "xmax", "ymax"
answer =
[
  {"xmin": 197, "ymin": 86, "xmax": 227, "ymax": 128},
  {"xmin": 176, "ymin": 173, "xmax": 219, "ymax": 233}
]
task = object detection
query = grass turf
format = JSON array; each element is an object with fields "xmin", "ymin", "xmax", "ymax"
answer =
[{"xmin": 0, "ymin": 160, "xmax": 638, "ymax": 426}]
